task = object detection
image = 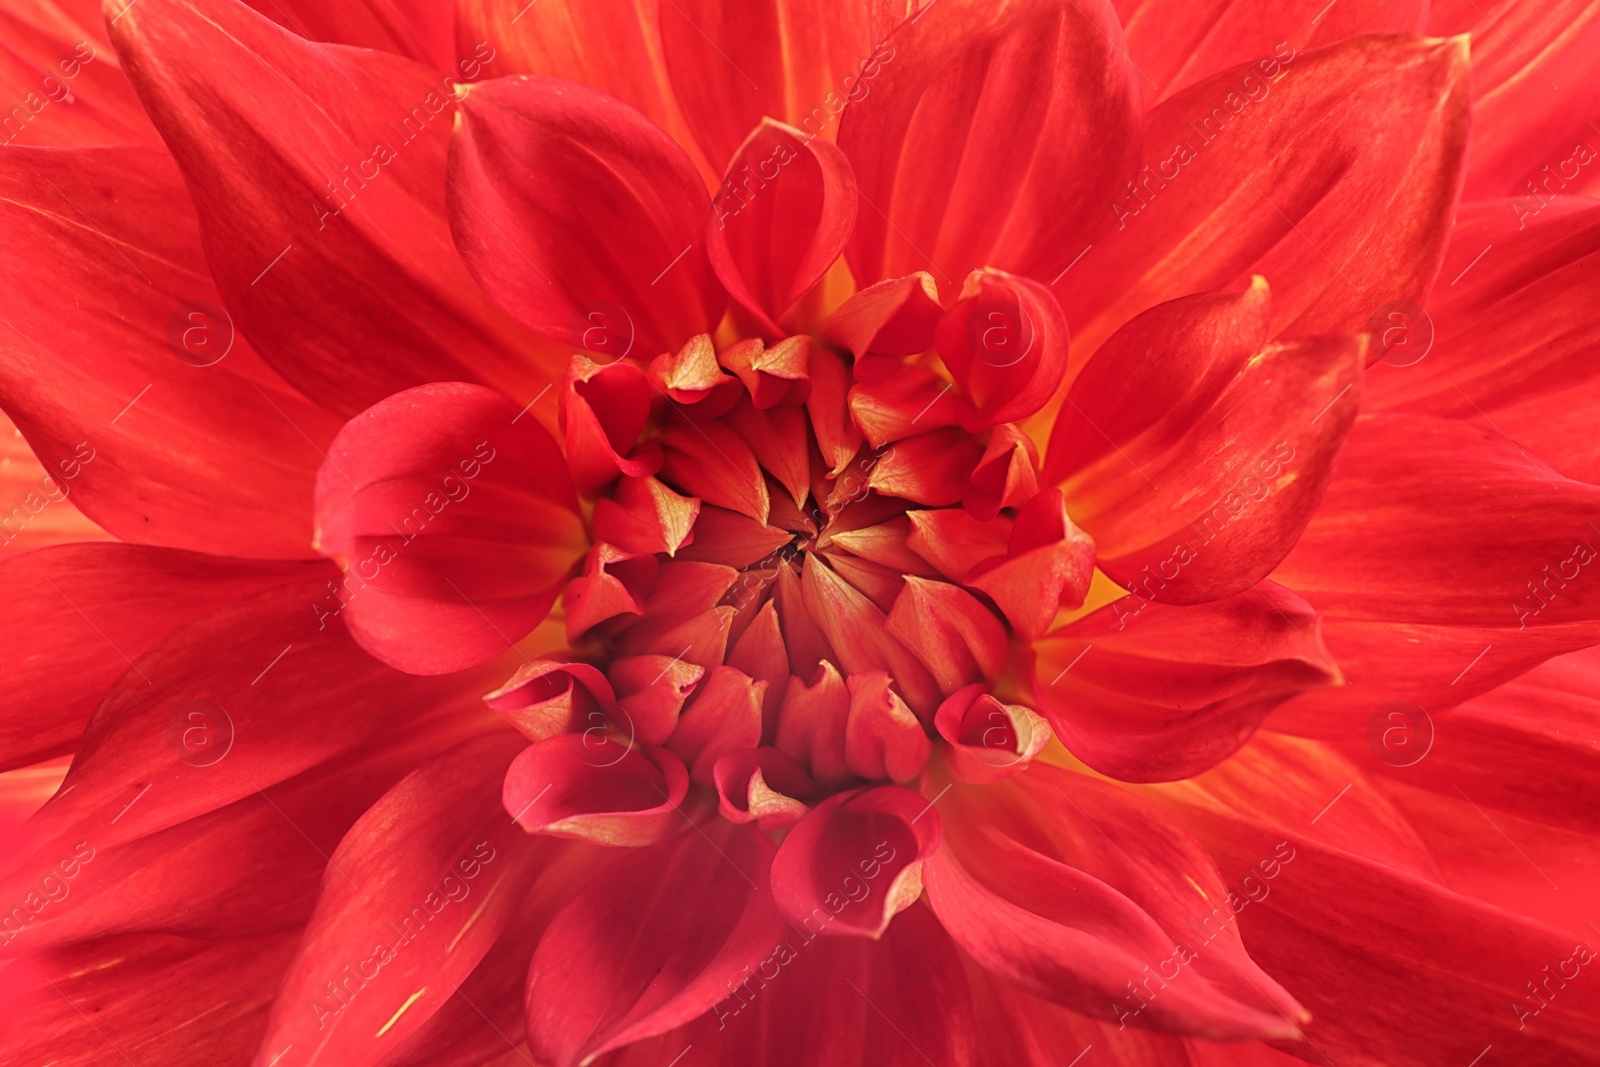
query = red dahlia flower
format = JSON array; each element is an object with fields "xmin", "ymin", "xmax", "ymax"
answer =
[{"xmin": 3, "ymin": 0, "xmax": 1600, "ymax": 1063}]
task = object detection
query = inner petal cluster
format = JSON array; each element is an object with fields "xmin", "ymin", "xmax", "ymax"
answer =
[{"xmin": 490, "ymin": 327, "xmax": 1080, "ymax": 835}]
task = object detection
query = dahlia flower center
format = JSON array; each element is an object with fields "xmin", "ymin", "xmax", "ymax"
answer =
[{"xmin": 492, "ymin": 326, "xmax": 1069, "ymax": 838}]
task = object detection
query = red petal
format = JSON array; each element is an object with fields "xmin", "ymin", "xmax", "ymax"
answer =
[
  {"xmin": 590, "ymin": 899, "xmax": 979, "ymax": 1066},
  {"xmin": 1430, "ymin": 0, "xmax": 1600, "ymax": 197},
  {"xmin": 823, "ymin": 271, "xmax": 944, "ymax": 360},
  {"xmin": 724, "ymin": 401, "xmax": 812, "ymax": 507},
  {"xmin": 563, "ymin": 543, "xmax": 660, "ymax": 639},
  {"xmin": 800, "ymin": 555, "xmax": 942, "ymax": 716},
  {"xmin": 0, "ymin": 144, "xmax": 341, "ymax": 557},
  {"xmin": 109, "ymin": 0, "xmax": 552, "ymax": 416},
  {"xmin": 713, "ymin": 747, "xmax": 813, "ymax": 829},
  {"xmin": 660, "ymin": 0, "xmax": 909, "ymax": 172},
  {"xmin": 935, "ymin": 269, "xmax": 1070, "ymax": 430},
  {"xmin": 313, "ymin": 383, "xmax": 586, "ymax": 674},
  {"xmin": 933, "ymin": 685, "xmax": 1051, "ymax": 784},
  {"xmin": 1034, "ymin": 582, "xmax": 1337, "ymax": 781},
  {"xmin": 0, "ymin": 16, "xmax": 155, "ymax": 146},
  {"xmin": 561, "ymin": 355, "xmax": 656, "ymax": 495},
  {"xmin": 1159, "ymin": 741, "xmax": 1600, "ymax": 1064},
  {"xmin": 458, "ymin": 0, "xmax": 682, "ymax": 145},
  {"xmin": 1061, "ymin": 36, "xmax": 1470, "ymax": 357},
  {"xmin": 804, "ymin": 346, "xmax": 864, "ymax": 477},
  {"xmin": 770, "ymin": 785, "xmax": 941, "ymax": 939},
  {"xmin": 0, "ymin": 412, "xmax": 109, "ymax": 555},
  {"xmin": 254, "ymin": 732, "xmax": 544, "ymax": 1062},
  {"xmin": 717, "ymin": 336, "xmax": 812, "ymax": 410},
  {"xmin": 866, "ymin": 427, "xmax": 983, "ymax": 507},
  {"xmin": 775, "ymin": 660, "xmax": 853, "ymax": 785},
  {"xmin": 657, "ymin": 412, "xmax": 771, "ymax": 524},
  {"xmin": 450, "ymin": 75, "xmax": 725, "ymax": 355},
  {"xmin": 926, "ymin": 766, "xmax": 1306, "ymax": 1040},
  {"xmin": 847, "ymin": 364, "xmax": 960, "ymax": 448},
  {"xmin": 504, "ymin": 735, "xmax": 690, "ymax": 846},
  {"xmin": 964, "ymin": 423, "xmax": 1041, "ymax": 521},
  {"xmin": 484, "ymin": 659, "xmax": 620, "ymax": 742},
  {"xmin": 710, "ymin": 120, "xmax": 856, "ymax": 333},
  {"xmin": 886, "ymin": 576, "xmax": 1008, "ymax": 696},
  {"xmin": 1365, "ymin": 200, "xmax": 1600, "ymax": 481},
  {"xmin": 18, "ymin": 579, "xmax": 473, "ymax": 859},
  {"xmin": 1049, "ymin": 285, "xmax": 1363, "ymax": 603},
  {"xmin": 245, "ymin": 0, "xmax": 457, "ymax": 72},
  {"xmin": 966, "ymin": 488, "xmax": 1095, "ymax": 639},
  {"xmin": 592, "ymin": 475, "xmax": 701, "ymax": 557},
  {"xmin": 841, "ymin": 0, "xmax": 1141, "ymax": 287},
  {"xmin": 0, "ymin": 933, "xmax": 297, "ymax": 1065},
  {"xmin": 0, "ymin": 545, "xmax": 321, "ymax": 771},
  {"xmin": 648, "ymin": 334, "xmax": 742, "ymax": 409},
  {"xmin": 1117, "ymin": 0, "xmax": 1427, "ymax": 102},
  {"xmin": 667, "ymin": 665, "xmax": 766, "ymax": 785},
  {"xmin": 1271, "ymin": 414, "xmax": 1600, "ymax": 732},
  {"xmin": 905, "ymin": 507, "xmax": 1011, "ymax": 581},
  {"xmin": 844, "ymin": 670, "xmax": 933, "ymax": 783},
  {"xmin": 524, "ymin": 822, "xmax": 787, "ymax": 1066},
  {"xmin": 606, "ymin": 654, "xmax": 705, "ymax": 747}
]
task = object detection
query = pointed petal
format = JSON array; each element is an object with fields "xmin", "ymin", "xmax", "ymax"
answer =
[
  {"xmin": 1034, "ymin": 581, "xmax": 1337, "ymax": 781},
  {"xmin": 710, "ymin": 120, "xmax": 857, "ymax": 332},
  {"xmin": 841, "ymin": 0, "xmax": 1142, "ymax": 286},
  {"xmin": 0, "ymin": 545, "xmax": 322, "ymax": 771},
  {"xmin": 966, "ymin": 489, "xmax": 1096, "ymax": 639},
  {"xmin": 1062, "ymin": 36, "xmax": 1471, "ymax": 357},
  {"xmin": 935, "ymin": 269, "xmax": 1070, "ymax": 430},
  {"xmin": 925, "ymin": 764, "xmax": 1305, "ymax": 1040},
  {"xmin": 1049, "ymin": 286, "xmax": 1364, "ymax": 603},
  {"xmin": 253, "ymin": 732, "xmax": 545, "ymax": 1064},
  {"xmin": 0, "ymin": 144, "xmax": 341, "ymax": 557},
  {"xmin": 844, "ymin": 670, "xmax": 933, "ymax": 783},
  {"xmin": 109, "ymin": 0, "xmax": 553, "ymax": 416},
  {"xmin": 450, "ymin": 75, "xmax": 725, "ymax": 354}
]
